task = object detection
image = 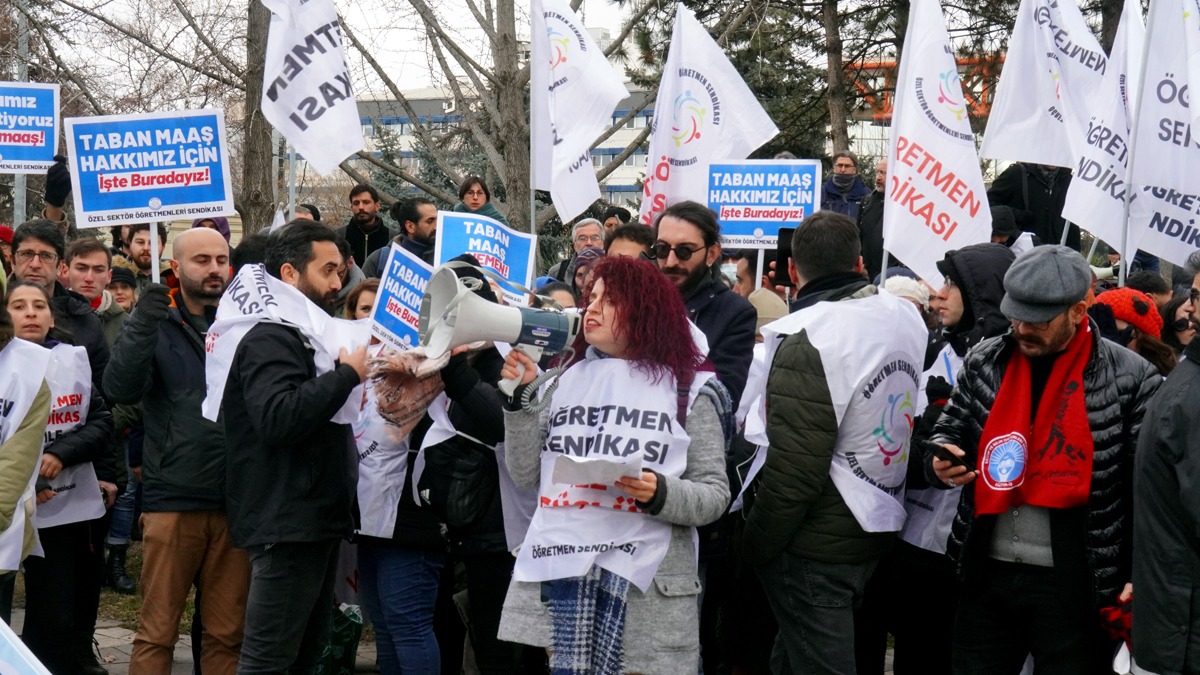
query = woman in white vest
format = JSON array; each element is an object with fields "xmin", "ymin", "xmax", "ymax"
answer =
[
  {"xmin": 497, "ymin": 257, "xmax": 731, "ymax": 674},
  {"xmin": 0, "ymin": 292, "xmax": 52, "ymax": 623},
  {"xmin": 6, "ymin": 282, "xmax": 115, "ymax": 674}
]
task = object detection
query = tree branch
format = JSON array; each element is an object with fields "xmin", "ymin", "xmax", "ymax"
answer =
[
  {"xmin": 17, "ymin": 6, "xmax": 107, "ymax": 115},
  {"xmin": 55, "ymin": 0, "xmax": 246, "ymax": 91},
  {"xmin": 406, "ymin": 0, "xmax": 500, "ymax": 88},
  {"xmin": 340, "ymin": 18, "xmax": 464, "ymax": 183},
  {"xmin": 424, "ymin": 25, "xmax": 506, "ymax": 175},
  {"xmin": 463, "ymin": 0, "xmax": 498, "ymax": 43},
  {"xmin": 349, "ymin": 152, "xmax": 459, "ymax": 204},
  {"xmin": 169, "ymin": 0, "xmax": 245, "ymax": 78}
]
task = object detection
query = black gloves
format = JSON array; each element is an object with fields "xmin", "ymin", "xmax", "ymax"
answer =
[
  {"xmin": 44, "ymin": 155, "xmax": 71, "ymax": 208},
  {"xmin": 134, "ymin": 283, "xmax": 172, "ymax": 322},
  {"xmin": 925, "ymin": 375, "xmax": 953, "ymax": 408}
]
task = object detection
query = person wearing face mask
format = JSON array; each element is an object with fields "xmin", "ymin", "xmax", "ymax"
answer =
[
  {"xmin": 6, "ymin": 281, "xmax": 116, "ymax": 675},
  {"xmin": 820, "ymin": 152, "xmax": 872, "ymax": 220},
  {"xmin": 498, "ymin": 257, "xmax": 731, "ymax": 675},
  {"xmin": 1093, "ymin": 287, "xmax": 1177, "ymax": 377}
]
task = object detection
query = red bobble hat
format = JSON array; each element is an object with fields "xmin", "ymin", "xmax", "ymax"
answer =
[
  {"xmin": 1095, "ymin": 287, "xmax": 1163, "ymax": 338},
  {"xmin": 0, "ymin": 225, "xmax": 13, "ymax": 245}
]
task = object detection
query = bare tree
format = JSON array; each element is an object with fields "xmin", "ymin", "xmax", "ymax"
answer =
[{"xmin": 822, "ymin": 0, "xmax": 850, "ymax": 153}]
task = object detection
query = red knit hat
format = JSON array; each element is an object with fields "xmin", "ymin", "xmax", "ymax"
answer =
[
  {"xmin": 1095, "ymin": 287, "xmax": 1163, "ymax": 338},
  {"xmin": 0, "ymin": 225, "xmax": 13, "ymax": 245}
]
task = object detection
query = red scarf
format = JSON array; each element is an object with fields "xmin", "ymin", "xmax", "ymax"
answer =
[{"xmin": 974, "ymin": 321, "xmax": 1093, "ymax": 515}]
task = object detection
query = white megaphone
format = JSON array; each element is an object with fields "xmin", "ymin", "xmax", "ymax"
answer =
[{"xmin": 419, "ymin": 265, "xmax": 580, "ymax": 395}]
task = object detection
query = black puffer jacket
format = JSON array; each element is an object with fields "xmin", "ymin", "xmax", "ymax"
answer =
[{"xmin": 928, "ymin": 324, "xmax": 1161, "ymax": 609}]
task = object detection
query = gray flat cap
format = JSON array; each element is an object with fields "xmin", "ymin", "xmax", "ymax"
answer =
[{"xmin": 1001, "ymin": 245, "xmax": 1091, "ymax": 323}]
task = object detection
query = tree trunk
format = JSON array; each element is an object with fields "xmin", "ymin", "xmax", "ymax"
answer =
[
  {"xmin": 1099, "ymin": 0, "xmax": 1121, "ymax": 52},
  {"xmin": 492, "ymin": 0, "xmax": 532, "ymax": 232},
  {"xmin": 823, "ymin": 0, "xmax": 850, "ymax": 154},
  {"xmin": 238, "ymin": 0, "xmax": 276, "ymax": 236}
]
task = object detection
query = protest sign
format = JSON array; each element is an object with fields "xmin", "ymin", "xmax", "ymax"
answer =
[
  {"xmin": 371, "ymin": 243, "xmax": 434, "ymax": 350},
  {"xmin": 0, "ymin": 82, "xmax": 59, "ymax": 173},
  {"xmin": 64, "ymin": 108, "xmax": 234, "ymax": 229},
  {"xmin": 707, "ymin": 160, "xmax": 820, "ymax": 248},
  {"xmin": 435, "ymin": 211, "xmax": 537, "ymax": 305},
  {"xmin": 882, "ymin": 0, "xmax": 992, "ymax": 285}
]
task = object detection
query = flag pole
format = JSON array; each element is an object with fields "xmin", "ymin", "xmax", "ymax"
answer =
[{"xmin": 1120, "ymin": 0, "xmax": 1158, "ymax": 289}]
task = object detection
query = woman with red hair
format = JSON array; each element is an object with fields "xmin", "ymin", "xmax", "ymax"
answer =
[{"xmin": 496, "ymin": 256, "xmax": 730, "ymax": 674}]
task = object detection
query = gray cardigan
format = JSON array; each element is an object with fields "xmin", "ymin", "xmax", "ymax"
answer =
[{"xmin": 497, "ymin": 388, "xmax": 730, "ymax": 673}]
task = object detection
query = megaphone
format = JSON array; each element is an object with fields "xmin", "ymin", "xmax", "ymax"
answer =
[{"xmin": 419, "ymin": 265, "xmax": 580, "ymax": 395}]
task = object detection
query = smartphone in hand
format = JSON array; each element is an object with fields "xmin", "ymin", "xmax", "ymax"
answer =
[
  {"xmin": 775, "ymin": 226, "xmax": 796, "ymax": 287},
  {"xmin": 925, "ymin": 440, "xmax": 968, "ymax": 469}
]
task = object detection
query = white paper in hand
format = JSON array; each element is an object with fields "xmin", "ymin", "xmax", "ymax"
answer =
[{"xmin": 551, "ymin": 454, "xmax": 643, "ymax": 485}]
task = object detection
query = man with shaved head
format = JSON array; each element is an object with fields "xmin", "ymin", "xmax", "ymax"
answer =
[{"xmin": 103, "ymin": 227, "xmax": 248, "ymax": 674}]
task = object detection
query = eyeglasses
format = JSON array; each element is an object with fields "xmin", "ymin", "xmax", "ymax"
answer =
[
  {"xmin": 652, "ymin": 242, "xmax": 709, "ymax": 262},
  {"xmin": 1011, "ymin": 318, "xmax": 1053, "ymax": 331},
  {"xmin": 575, "ymin": 233, "xmax": 603, "ymax": 244},
  {"xmin": 464, "ymin": 190, "xmax": 486, "ymax": 197},
  {"xmin": 14, "ymin": 250, "xmax": 58, "ymax": 264}
]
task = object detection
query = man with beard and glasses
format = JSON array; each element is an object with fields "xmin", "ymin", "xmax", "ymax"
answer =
[
  {"xmin": 337, "ymin": 184, "xmax": 397, "ymax": 265},
  {"xmin": 114, "ymin": 223, "xmax": 176, "ymax": 294},
  {"xmin": 928, "ymin": 245, "xmax": 1160, "ymax": 674},
  {"xmin": 653, "ymin": 200, "xmax": 756, "ymax": 410},
  {"xmin": 102, "ymin": 228, "xmax": 249, "ymax": 674},
  {"xmin": 362, "ymin": 197, "xmax": 438, "ymax": 277},
  {"xmin": 220, "ymin": 221, "xmax": 368, "ymax": 673}
]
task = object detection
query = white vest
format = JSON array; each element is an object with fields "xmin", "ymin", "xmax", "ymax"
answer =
[
  {"xmin": 899, "ymin": 342, "xmax": 965, "ymax": 553},
  {"xmin": 750, "ymin": 291, "xmax": 927, "ymax": 532},
  {"xmin": 513, "ymin": 357, "xmax": 712, "ymax": 592},
  {"xmin": 36, "ymin": 344, "xmax": 106, "ymax": 529},
  {"xmin": 0, "ymin": 339, "xmax": 52, "ymax": 570}
]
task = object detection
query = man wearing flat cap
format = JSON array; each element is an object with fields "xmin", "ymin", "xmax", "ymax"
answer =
[{"xmin": 926, "ymin": 245, "xmax": 1160, "ymax": 674}]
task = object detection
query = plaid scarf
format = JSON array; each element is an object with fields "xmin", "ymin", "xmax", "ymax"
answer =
[{"xmin": 546, "ymin": 565, "xmax": 630, "ymax": 675}]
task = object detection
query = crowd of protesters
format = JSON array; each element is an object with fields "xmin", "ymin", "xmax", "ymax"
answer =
[{"xmin": 1, "ymin": 152, "xmax": 1199, "ymax": 675}]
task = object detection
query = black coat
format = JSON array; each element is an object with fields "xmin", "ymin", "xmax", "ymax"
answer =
[
  {"xmin": 684, "ymin": 273, "xmax": 757, "ymax": 411},
  {"xmin": 223, "ymin": 322, "xmax": 362, "ymax": 547},
  {"xmin": 856, "ymin": 190, "xmax": 886, "ymax": 281},
  {"xmin": 1132, "ymin": 340, "xmax": 1200, "ymax": 674},
  {"xmin": 337, "ymin": 217, "xmax": 398, "ymax": 267},
  {"xmin": 986, "ymin": 163, "xmax": 1079, "ymax": 250},
  {"xmin": 104, "ymin": 295, "xmax": 226, "ymax": 512},
  {"xmin": 52, "ymin": 283, "xmax": 109, "ymax": 395},
  {"xmin": 928, "ymin": 324, "xmax": 1161, "ymax": 609}
]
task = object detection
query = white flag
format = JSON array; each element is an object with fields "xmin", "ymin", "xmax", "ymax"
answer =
[
  {"xmin": 881, "ymin": 0, "xmax": 992, "ymax": 284},
  {"xmin": 979, "ymin": 0, "xmax": 1108, "ymax": 167},
  {"xmin": 1125, "ymin": 0, "xmax": 1200, "ymax": 265},
  {"xmin": 638, "ymin": 3, "xmax": 777, "ymax": 225},
  {"xmin": 261, "ymin": 0, "xmax": 365, "ymax": 176},
  {"xmin": 531, "ymin": 0, "xmax": 628, "ymax": 221},
  {"xmin": 1060, "ymin": 0, "xmax": 1144, "ymax": 255}
]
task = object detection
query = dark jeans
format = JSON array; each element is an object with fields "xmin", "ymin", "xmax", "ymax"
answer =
[
  {"xmin": 238, "ymin": 540, "xmax": 340, "ymax": 675},
  {"xmin": 953, "ymin": 559, "xmax": 1115, "ymax": 675},
  {"xmin": 855, "ymin": 542, "xmax": 956, "ymax": 675},
  {"xmin": 461, "ymin": 551, "xmax": 521, "ymax": 675},
  {"xmin": 756, "ymin": 553, "xmax": 878, "ymax": 675},
  {"xmin": 359, "ymin": 541, "xmax": 444, "ymax": 675},
  {"xmin": 22, "ymin": 519, "xmax": 105, "ymax": 673}
]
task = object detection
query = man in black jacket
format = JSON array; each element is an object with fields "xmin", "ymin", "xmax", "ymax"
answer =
[
  {"xmin": 222, "ymin": 222, "xmax": 368, "ymax": 673},
  {"xmin": 986, "ymin": 162, "xmax": 1077, "ymax": 250},
  {"xmin": 1132, "ymin": 266, "xmax": 1200, "ymax": 675},
  {"xmin": 337, "ymin": 184, "xmax": 397, "ymax": 264},
  {"xmin": 856, "ymin": 158, "xmax": 888, "ymax": 280},
  {"xmin": 11, "ymin": 220, "xmax": 109, "ymax": 392},
  {"xmin": 653, "ymin": 201, "xmax": 756, "ymax": 410},
  {"xmin": 930, "ymin": 245, "xmax": 1160, "ymax": 674},
  {"xmin": 362, "ymin": 197, "xmax": 438, "ymax": 277},
  {"xmin": 104, "ymin": 227, "xmax": 247, "ymax": 674}
]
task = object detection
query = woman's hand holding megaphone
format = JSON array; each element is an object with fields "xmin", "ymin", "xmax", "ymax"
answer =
[{"xmin": 501, "ymin": 348, "xmax": 538, "ymax": 387}]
